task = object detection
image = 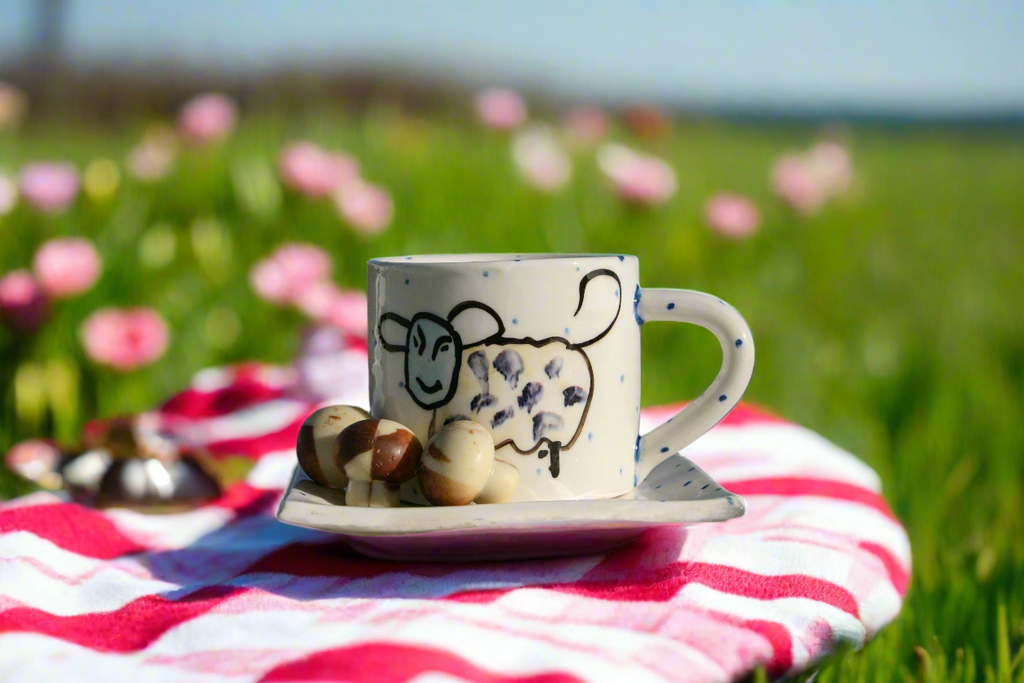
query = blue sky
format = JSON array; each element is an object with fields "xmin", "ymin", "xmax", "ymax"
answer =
[{"xmin": 1, "ymin": 0, "xmax": 1022, "ymax": 115}]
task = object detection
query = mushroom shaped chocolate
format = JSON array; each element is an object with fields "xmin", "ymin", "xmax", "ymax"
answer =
[
  {"xmin": 295, "ymin": 405, "xmax": 370, "ymax": 489},
  {"xmin": 419, "ymin": 420, "xmax": 520, "ymax": 506},
  {"xmin": 334, "ymin": 418, "xmax": 423, "ymax": 507}
]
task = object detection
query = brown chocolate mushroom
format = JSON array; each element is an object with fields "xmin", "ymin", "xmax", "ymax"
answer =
[
  {"xmin": 295, "ymin": 405, "xmax": 370, "ymax": 489},
  {"xmin": 334, "ymin": 418, "xmax": 423, "ymax": 507},
  {"xmin": 418, "ymin": 420, "xmax": 496, "ymax": 506}
]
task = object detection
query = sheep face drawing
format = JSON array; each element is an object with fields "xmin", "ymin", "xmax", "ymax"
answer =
[{"xmin": 378, "ymin": 269, "xmax": 621, "ymax": 478}]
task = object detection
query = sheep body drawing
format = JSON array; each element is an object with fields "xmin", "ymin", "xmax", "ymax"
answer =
[{"xmin": 377, "ymin": 268, "xmax": 621, "ymax": 478}]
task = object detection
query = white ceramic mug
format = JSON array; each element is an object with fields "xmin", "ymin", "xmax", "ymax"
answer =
[{"xmin": 368, "ymin": 254, "xmax": 754, "ymax": 502}]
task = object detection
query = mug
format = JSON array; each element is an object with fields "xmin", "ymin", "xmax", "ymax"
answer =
[{"xmin": 367, "ymin": 254, "xmax": 754, "ymax": 503}]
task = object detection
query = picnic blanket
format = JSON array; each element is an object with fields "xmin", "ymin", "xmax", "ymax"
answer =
[{"xmin": 0, "ymin": 344, "xmax": 910, "ymax": 683}]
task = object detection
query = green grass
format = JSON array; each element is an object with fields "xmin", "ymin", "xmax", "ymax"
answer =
[{"xmin": 2, "ymin": 109, "xmax": 1024, "ymax": 682}]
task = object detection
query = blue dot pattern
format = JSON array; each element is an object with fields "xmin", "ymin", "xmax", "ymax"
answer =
[
  {"xmin": 620, "ymin": 374, "xmax": 625, "ymax": 382},
  {"xmin": 405, "ymin": 279, "xmax": 409, "ymax": 285},
  {"xmin": 588, "ymin": 432, "xmax": 593, "ymax": 440},
  {"xmin": 735, "ymin": 339, "xmax": 743, "ymax": 347},
  {"xmin": 617, "ymin": 255, "xmax": 625, "ymax": 261},
  {"xmin": 398, "ymin": 381, "xmax": 404, "ymax": 388},
  {"xmin": 512, "ymin": 318, "xmax": 518, "ymax": 324},
  {"xmin": 667, "ymin": 303, "xmax": 675, "ymax": 310},
  {"xmin": 660, "ymin": 447, "xmax": 669, "ymax": 453},
  {"xmin": 483, "ymin": 271, "xmax": 489, "ymax": 277},
  {"xmin": 564, "ymin": 328, "xmax": 570, "ymax": 334},
  {"xmin": 719, "ymin": 395, "xmax": 727, "ymax": 402}
]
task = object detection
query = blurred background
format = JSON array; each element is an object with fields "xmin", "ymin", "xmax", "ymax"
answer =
[{"xmin": 1, "ymin": 1, "xmax": 1022, "ymax": 679}]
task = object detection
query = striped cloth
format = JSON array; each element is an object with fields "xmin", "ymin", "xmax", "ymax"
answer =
[{"xmin": 0, "ymin": 355, "xmax": 910, "ymax": 683}]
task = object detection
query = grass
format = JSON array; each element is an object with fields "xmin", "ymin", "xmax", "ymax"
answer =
[{"xmin": 2, "ymin": 108, "xmax": 1024, "ymax": 681}]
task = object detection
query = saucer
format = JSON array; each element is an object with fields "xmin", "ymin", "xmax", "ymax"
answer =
[{"xmin": 276, "ymin": 454, "xmax": 745, "ymax": 561}]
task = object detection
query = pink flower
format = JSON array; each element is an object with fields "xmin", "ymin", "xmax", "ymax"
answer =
[
  {"xmin": 474, "ymin": 88, "xmax": 527, "ymax": 131},
  {"xmin": 249, "ymin": 242, "xmax": 332, "ymax": 305},
  {"xmin": 19, "ymin": 162, "xmax": 80, "ymax": 214},
  {"xmin": 294, "ymin": 280, "xmax": 342, "ymax": 321},
  {"xmin": 326, "ymin": 290, "xmax": 368, "ymax": 338},
  {"xmin": 278, "ymin": 142, "xmax": 360, "ymax": 198},
  {"xmin": 0, "ymin": 270, "xmax": 48, "ymax": 333},
  {"xmin": 511, "ymin": 126, "xmax": 572, "ymax": 192},
  {"xmin": 597, "ymin": 144, "xmax": 677, "ymax": 206},
  {"xmin": 80, "ymin": 307, "xmax": 169, "ymax": 372},
  {"xmin": 177, "ymin": 93, "xmax": 237, "ymax": 147},
  {"xmin": 771, "ymin": 154, "xmax": 826, "ymax": 215},
  {"xmin": 126, "ymin": 126, "xmax": 178, "ymax": 182},
  {"xmin": 704, "ymin": 193, "xmax": 761, "ymax": 239},
  {"xmin": 0, "ymin": 173, "xmax": 17, "ymax": 215},
  {"xmin": 5, "ymin": 439, "xmax": 61, "ymax": 485},
  {"xmin": 32, "ymin": 237, "xmax": 102, "ymax": 298},
  {"xmin": 562, "ymin": 107, "xmax": 608, "ymax": 147},
  {"xmin": 807, "ymin": 141, "xmax": 853, "ymax": 196},
  {"xmin": 334, "ymin": 179, "xmax": 393, "ymax": 234}
]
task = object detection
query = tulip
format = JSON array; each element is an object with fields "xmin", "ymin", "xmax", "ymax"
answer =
[
  {"xmin": 334, "ymin": 179, "xmax": 393, "ymax": 234},
  {"xmin": 19, "ymin": 162, "xmax": 80, "ymax": 214},
  {"xmin": 511, "ymin": 126, "xmax": 572, "ymax": 192},
  {"xmin": 474, "ymin": 88, "xmax": 527, "ymax": 131},
  {"xmin": 177, "ymin": 93, "xmax": 237, "ymax": 147},
  {"xmin": 0, "ymin": 270, "xmax": 48, "ymax": 333},
  {"xmin": 597, "ymin": 144, "xmax": 677, "ymax": 206},
  {"xmin": 278, "ymin": 141, "xmax": 360, "ymax": 198},
  {"xmin": 705, "ymin": 193, "xmax": 761, "ymax": 239},
  {"xmin": 79, "ymin": 307, "xmax": 169, "ymax": 371},
  {"xmin": 32, "ymin": 237, "xmax": 102, "ymax": 298}
]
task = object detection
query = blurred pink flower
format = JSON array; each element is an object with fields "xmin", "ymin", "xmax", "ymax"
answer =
[
  {"xmin": 474, "ymin": 88, "xmax": 527, "ymax": 131},
  {"xmin": 294, "ymin": 279, "xmax": 341, "ymax": 321},
  {"xmin": 19, "ymin": 162, "xmax": 80, "ymax": 214},
  {"xmin": 807, "ymin": 141, "xmax": 853, "ymax": 196},
  {"xmin": 562, "ymin": 107, "xmax": 608, "ymax": 147},
  {"xmin": 5, "ymin": 439, "xmax": 61, "ymax": 485},
  {"xmin": 80, "ymin": 307, "xmax": 169, "ymax": 372},
  {"xmin": 326, "ymin": 290, "xmax": 369, "ymax": 338},
  {"xmin": 597, "ymin": 144, "xmax": 677, "ymax": 206},
  {"xmin": 771, "ymin": 154, "xmax": 827, "ymax": 215},
  {"xmin": 511, "ymin": 126, "xmax": 572, "ymax": 192},
  {"xmin": 0, "ymin": 173, "xmax": 17, "ymax": 215},
  {"xmin": 177, "ymin": 93, "xmax": 237, "ymax": 147},
  {"xmin": 705, "ymin": 193, "xmax": 761, "ymax": 239},
  {"xmin": 334, "ymin": 179, "xmax": 393, "ymax": 234},
  {"xmin": 32, "ymin": 237, "xmax": 102, "ymax": 298},
  {"xmin": 249, "ymin": 242, "xmax": 332, "ymax": 305},
  {"xmin": 278, "ymin": 141, "xmax": 360, "ymax": 198},
  {"xmin": 126, "ymin": 126, "xmax": 178, "ymax": 182},
  {"xmin": 0, "ymin": 270, "xmax": 48, "ymax": 333}
]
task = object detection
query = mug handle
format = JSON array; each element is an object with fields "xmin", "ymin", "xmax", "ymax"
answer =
[{"xmin": 635, "ymin": 288, "xmax": 755, "ymax": 482}]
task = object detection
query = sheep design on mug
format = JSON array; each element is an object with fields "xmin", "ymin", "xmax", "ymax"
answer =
[{"xmin": 377, "ymin": 269, "xmax": 621, "ymax": 478}]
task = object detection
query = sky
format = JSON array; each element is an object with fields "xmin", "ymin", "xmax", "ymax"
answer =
[{"xmin": 1, "ymin": 0, "xmax": 1022, "ymax": 116}]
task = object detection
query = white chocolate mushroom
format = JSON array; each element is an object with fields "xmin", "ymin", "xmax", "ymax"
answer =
[
  {"xmin": 419, "ymin": 420, "xmax": 519, "ymax": 506},
  {"xmin": 295, "ymin": 405, "xmax": 370, "ymax": 489},
  {"xmin": 474, "ymin": 459, "xmax": 520, "ymax": 505}
]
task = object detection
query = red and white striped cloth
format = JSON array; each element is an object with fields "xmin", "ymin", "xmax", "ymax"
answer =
[{"xmin": 0, "ymin": 358, "xmax": 910, "ymax": 683}]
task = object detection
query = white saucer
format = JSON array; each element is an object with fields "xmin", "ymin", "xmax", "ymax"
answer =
[{"xmin": 275, "ymin": 454, "xmax": 745, "ymax": 561}]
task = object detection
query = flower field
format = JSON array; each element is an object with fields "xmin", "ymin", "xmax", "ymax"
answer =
[{"xmin": 1, "ymin": 86, "xmax": 1024, "ymax": 680}]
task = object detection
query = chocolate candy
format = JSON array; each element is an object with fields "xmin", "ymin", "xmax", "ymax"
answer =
[
  {"xmin": 419, "ymin": 419, "xmax": 518, "ymax": 506},
  {"xmin": 334, "ymin": 418, "xmax": 423, "ymax": 507},
  {"xmin": 295, "ymin": 405, "xmax": 370, "ymax": 489}
]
